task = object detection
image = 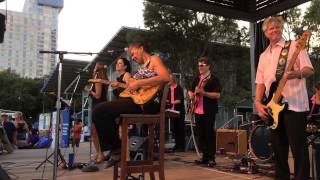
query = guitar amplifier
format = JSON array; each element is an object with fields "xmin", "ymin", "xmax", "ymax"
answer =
[{"xmin": 216, "ymin": 128, "xmax": 247, "ymax": 155}]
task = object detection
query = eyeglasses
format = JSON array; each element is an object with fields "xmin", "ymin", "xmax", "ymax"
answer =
[{"xmin": 198, "ymin": 64, "xmax": 207, "ymax": 67}]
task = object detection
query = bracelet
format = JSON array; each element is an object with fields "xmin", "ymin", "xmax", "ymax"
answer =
[{"xmin": 300, "ymin": 70, "xmax": 304, "ymax": 79}]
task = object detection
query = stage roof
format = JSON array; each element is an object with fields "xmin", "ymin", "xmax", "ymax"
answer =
[
  {"xmin": 148, "ymin": 0, "xmax": 310, "ymax": 22},
  {"xmin": 40, "ymin": 59, "xmax": 90, "ymax": 93},
  {"xmin": 41, "ymin": 26, "xmax": 136, "ymax": 94},
  {"xmin": 92, "ymin": 26, "xmax": 134, "ymax": 65}
]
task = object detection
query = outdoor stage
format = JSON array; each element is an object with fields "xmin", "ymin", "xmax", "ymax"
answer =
[{"xmin": 0, "ymin": 142, "xmax": 273, "ymax": 180}]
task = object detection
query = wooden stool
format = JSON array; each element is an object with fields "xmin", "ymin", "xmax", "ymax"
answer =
[{"xmin": 113, "ymin": 85, "xmax": 168, "ymax": 180}]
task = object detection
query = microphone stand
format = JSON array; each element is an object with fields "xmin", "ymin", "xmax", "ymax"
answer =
[{"xmin": 39, "ymin": 50, "xmax": 97, "ymax": 180}]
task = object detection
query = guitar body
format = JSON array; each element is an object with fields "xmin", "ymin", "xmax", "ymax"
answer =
[
  {"xmin": 266, "ymin": 94, "xmax": 285, "ymax": 129},
  {"xmin": 119, "ymin": 81, "xmax": 160, "ymax": 105},
  {"xmin": 89, "ymin": 78, "xmax": 161, "ymax": 105}
]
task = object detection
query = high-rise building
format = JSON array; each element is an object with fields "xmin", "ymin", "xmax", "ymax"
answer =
[{"xmin": 0, "ymin": 0, "xmax": 63, "ymax": 78}]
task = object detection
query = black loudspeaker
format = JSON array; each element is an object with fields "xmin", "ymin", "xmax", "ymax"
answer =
[
  {"xmin": 129, "ymin": 136, "xmax": 147, "ymax": 152},
  {"xmin": 0, "ymin": 166, "xmax": 10, "ymax": 180},
  {"xmin": 0, "ymin": 13, "xmax": 5, "ymax": 43}
]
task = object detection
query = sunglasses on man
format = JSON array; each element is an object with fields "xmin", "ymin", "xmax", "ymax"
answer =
[{"xmin": 198, "ymin": 64, "xmax": 207, "ymax": 67}]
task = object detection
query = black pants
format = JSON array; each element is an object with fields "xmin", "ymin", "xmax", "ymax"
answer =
[
  {"xmin": 195, "ymin": 113, "xmax": 216, "ymax": 161},
  {"xmin": 311, "ymin": 143, "xmax": 320, "ymax": 179},
  {"xmin": 92, "ymin": 98, "xmax": 142, "ymax": 152},
  {"xmin": 92, "ymin": 98, "xmax": 159, "ymax": 152},
  {"xmin": 167, "ymin": 114, "xmax": 185, "ymax": 149},
  {"xmin": 271, "ymin": 110, "xmax": 309, "ymax": 180}
]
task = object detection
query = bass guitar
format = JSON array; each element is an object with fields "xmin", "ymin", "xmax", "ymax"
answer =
[
  {"xmin": 265, "ymin": 30, "xmax": 311, "ymax": 129},
  {"xmin": 88, "ymin": 78, "xmax": 160, "ymax": 105}
]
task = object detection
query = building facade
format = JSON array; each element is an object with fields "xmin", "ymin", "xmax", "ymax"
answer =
[{"xmin": 0, "ymin": 0, "xmax": 63, "ymax": 78}]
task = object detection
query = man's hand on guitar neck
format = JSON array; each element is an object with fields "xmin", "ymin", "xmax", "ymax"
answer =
[
  {"xmin": 255, "ymin": 101, "xmax": 269, "ymax": 120},
  {"xmin": 285, "ymin": 70, "xmax": 302, "ymax": 80},
  {"xmin": 195, "ymin": 86, "xmax": 205, "ymax": 95}
]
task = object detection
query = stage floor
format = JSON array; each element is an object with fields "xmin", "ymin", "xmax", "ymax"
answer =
[{"xmin": 0, "ymin": 142, "xmax": 273, "ymax": 180}]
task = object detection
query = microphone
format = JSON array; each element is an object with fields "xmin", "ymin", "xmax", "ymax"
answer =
[
  {"xmin": 60, "ymin": 97, "xmax": 71, "ymax": 107},
  {"xmin": 39, "ymin": 50, "xmax": 52, "ymax": 53},
  {"xmin": 76, "ymin": 69, "xmax": 90, "ymax": 74},
  {"xmin": 39, "ymin": 50, "xmax": 68, "ymax": 54},
  {"xmin": 105, "ymin": 48, "xmax": 128, "ymax": 54}
]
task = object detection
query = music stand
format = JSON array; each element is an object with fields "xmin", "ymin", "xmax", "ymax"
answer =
[{"xmin": 39, "ymin": 50, "xmax": 97, "ymax": 180}]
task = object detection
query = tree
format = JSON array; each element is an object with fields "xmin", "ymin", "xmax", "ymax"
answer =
[
  {"xmin": 282, "ymin": 1, "xmax": 320, "ymax": 92},
  {"xmin": 303, "ymin": 0, "xmax": 320, "ymax": 85},
  {"xmin": 0, "ymin": 70, "xmax": 55, "ymax": 124},
  {"xmin": 142, "ymin": 1, "xmax": 241, "ymax": 74},
  {"xmin": 140, "ymin": 1, "xmax": 251, "ymax": 110}
]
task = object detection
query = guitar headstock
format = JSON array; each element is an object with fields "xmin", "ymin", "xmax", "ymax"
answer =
[{"xmin": 296, "ymin": 30, "xmax": 312, "ymax": 50}]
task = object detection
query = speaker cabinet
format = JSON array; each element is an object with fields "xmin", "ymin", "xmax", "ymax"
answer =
[{"xmin": 216, "ymin": 128, "xmax": 247, "ymax": 155}]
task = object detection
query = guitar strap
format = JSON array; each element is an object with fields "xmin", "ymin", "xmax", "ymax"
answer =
[{"xmin": 275, "ymin": 40, "xmax": 291, "ymax": 81}]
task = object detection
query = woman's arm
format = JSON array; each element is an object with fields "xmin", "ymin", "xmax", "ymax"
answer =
[
  {"xmin": 123, "ymin": 72, "xmax": 132, "ymax": 85},
  {"xmin": 90, "ymin": 83, "xmax": 102, "ymax": 99},
  {"xmin": 128, "ymin": 56, "xmax": 170, "ymax": 90}
]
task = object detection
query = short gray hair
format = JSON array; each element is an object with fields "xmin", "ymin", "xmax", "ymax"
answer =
[{"xmin": 262, "ymin": 16, "xmax": 284, "ymax": 32}]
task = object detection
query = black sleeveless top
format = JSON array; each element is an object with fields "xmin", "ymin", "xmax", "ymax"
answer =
[
  {"xmin": 112, "ymin": 73, "xmax": 126, "ymax": 98},
  {"xmin": 92, "ymin": 84, "xmax": 107, "ymax": 107}
]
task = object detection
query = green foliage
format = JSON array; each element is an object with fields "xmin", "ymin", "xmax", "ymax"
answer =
[
  {"xmin": 141, "ymin": 1, "xmax": 250, "ymax": 109},
  {"xmin": 0, "ymin": 70, "xmax": 55, "ymax": 123},
  {"xmin": 279, "ymin": 2, "xmax": 320, "ymax": 93}
]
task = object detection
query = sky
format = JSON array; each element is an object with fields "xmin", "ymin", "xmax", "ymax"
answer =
[
  {"xmin": 0, "ymin": 1, "xmax": 311, "ymax": 61},
  {"xmin": 0, "ymin": 0, "xmax": 145, "ymax": 61}
]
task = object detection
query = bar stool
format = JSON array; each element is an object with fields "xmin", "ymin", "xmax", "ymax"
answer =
[{"xmin": 113, "ymin": 85, "xmax": 168, "ymax": 180}]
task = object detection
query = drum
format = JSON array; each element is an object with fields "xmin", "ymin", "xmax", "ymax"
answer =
[
  {"xmin": 306, "ymin": 121, "xmax": 320, "ymax": 134},
  {"xmin": 249, "ymin": 125, "xmax": 273, "ymax": 161}
]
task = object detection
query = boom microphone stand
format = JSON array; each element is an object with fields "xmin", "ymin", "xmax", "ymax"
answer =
[{"xmin": 39, "ymin": 50, "xmax": 97, "ymax": 180}]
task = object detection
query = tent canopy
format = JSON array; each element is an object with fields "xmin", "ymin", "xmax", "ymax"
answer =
[{"xmin": 148, "ymin": 0, "xmax": 310, "ymax": 22}]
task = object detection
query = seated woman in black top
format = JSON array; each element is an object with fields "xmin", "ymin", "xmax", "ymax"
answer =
[{"xmin": 111, "ymin": 57, "xmax": 131, "ymax": 98}]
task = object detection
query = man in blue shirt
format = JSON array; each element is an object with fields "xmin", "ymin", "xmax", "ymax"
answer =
[{"xmin": 34, "ymin": 130, "xmax": 52, "ymax": 148}]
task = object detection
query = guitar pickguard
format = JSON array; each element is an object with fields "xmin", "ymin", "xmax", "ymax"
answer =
[{"xmin": 266, "ymin": 94, "xmax": 285, "ymax": 129}]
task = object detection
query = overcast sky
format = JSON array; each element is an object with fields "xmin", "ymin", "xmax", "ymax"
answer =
[
  {"xmin": 0, "ymin": 1, "xmax": 310, "ymax": 61},
  {"xmin": 0, "ymin": 0, "xmax": 145, "ymax": 61}
]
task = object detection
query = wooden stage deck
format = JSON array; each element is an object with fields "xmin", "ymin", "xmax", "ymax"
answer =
[{"xmin": 0, "ymin": 142, "xmax": 273, "ymax": 180}]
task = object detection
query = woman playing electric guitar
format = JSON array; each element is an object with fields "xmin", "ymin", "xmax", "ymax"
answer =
[{"xmin": 91, "ymin": 36, "xmax": 170, "ymax": 168}]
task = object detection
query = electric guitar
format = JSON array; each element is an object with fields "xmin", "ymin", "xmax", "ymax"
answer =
[
  {"xmin": 186, "ymin": 74, "xmax": 210, "ymax": 159},
  {"xmin": 88, "ymin": 78, "xmax": 160, "ymax": 105},
  {"xmin": 188, "ymin": 74, "xmax": 210, "ymax": 113},
  {"xmin": 265, "ymin": 30, "xmax": 312, "ymax": 129}
]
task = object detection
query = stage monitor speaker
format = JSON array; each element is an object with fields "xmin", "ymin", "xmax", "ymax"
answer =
[
  {"xmin": 216, "ymin": 128, "xmax": 247, "ymax": 155},
  {"xmin": 0, "ymin": 13, "xmax": 5, "ymax": 43}
]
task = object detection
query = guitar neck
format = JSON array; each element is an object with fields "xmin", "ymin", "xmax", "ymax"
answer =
[
  {"xmin": 273, "ymin": 48, "xmax": 301, "ymax": 103},
  {"xmin": 100, "ymin": 79, "xmax": 127, "ymax": 89}
]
